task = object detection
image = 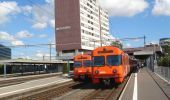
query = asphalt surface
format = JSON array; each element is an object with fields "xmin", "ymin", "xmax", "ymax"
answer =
[{"xmin": 121, "ymin": 68, "xmax": 169, "ymax": 100}]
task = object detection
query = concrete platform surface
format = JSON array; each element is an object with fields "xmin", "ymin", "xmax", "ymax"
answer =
[
  {"xmin": 150, "ymin": 70, "xmax": 170, "ymax": 99},
  {"xmin": 0, "ymin": 72, "xmax": 62, "ymax": 81},
  {"xmin": 0, "ymin": 76, "xmax": 72, "ymax": 98},
  {"xmin": 120, "ymin": 68, "xmax": 169, "ymax": 100}
]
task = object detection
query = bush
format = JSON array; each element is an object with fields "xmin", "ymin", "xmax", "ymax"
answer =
[
  {"xmin": 158, "ymin": 45, "xmax": 170, "ymax": 67},
  {"xmin": 63, "ymin": 63, "xmax": 68, "ymax": 74},
  {"xmin": 158, "ymin": 55, "xmax": 170, "ymax": 67}
]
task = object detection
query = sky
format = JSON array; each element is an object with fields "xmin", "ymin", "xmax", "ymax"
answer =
[{"xmin": 0, "ymin": 0, "xmax": 170, "ymax": 59}]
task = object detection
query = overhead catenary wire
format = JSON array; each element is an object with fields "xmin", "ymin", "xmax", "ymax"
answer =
[
  {"xmin": 27, "ymin": 0, "xmax": 54, "ymax": 17},
  {"xmin": 0, "ymin": 43, "xmax": 81, "ymax": 48}
]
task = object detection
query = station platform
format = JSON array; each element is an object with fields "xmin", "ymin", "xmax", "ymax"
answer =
[
  {"xmin": 120, "ymin": 68, "xmax": 170, "ymax": 100},
  {"xmin": 0, "ymin": 76, "xmax": 72, "ymax": 99}
]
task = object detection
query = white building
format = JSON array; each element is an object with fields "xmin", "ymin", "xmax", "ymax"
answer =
[{"xmin": 55, "ymin": 0, "xmax": 114, "ymax": 56}]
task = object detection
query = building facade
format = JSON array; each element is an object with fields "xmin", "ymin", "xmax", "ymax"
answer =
[
  {"xmin": 55, "ymin": 0, "xmax": 114, "ymax": 56},
  {"xmin": 159, "ymin": 38, "xmax": 170, "ymax": 46},
  {"xmin": 0, "ymin": 44, "xmax": 11, "ymax": 60}
]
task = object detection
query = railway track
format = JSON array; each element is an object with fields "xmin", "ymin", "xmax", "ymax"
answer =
[
  {"xmin": 1, "ymin": 75, "xmax": 129, "ymax": 100},
  {"xmin": 56, "ymin": 76, "xmax": 130, "ymax": 100},
  {"xmin": 82, "ymin": 77, "xmax": 129, "ymax": 100}
]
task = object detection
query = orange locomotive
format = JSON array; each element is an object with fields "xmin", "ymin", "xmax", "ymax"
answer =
[
  {"xmin": 73, "ymin": 54, "xmax": 92, "ymax": 81},
  {"xmin": 92, "ymin": 46, "xmax": 130, "ymax": 84}
]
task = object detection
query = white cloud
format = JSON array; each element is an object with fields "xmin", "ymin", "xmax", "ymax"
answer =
[
  {"xmin": 22, "ymin": 5, "xmax": 32, "ymax": 15},
  {"xmin": 36, "ymin": 51, "xmax": 44, "ymax": 58},
  {"xmin": 124, "ymin": 43, "xmax": 132, "ymax": 48},
  {"xmin": 45, "ymin": 0, "xmax": 54, "ymax": 4},
  {"xmin": 16, "ymin": 30, "xmax": 34, "ymax": 38},
  {"xmin": 50, "ymin": 19, "xmax": 55, "ymax": 28},
  {"xmin": 36, "ymin": 50, "xmax": 50, "ymax": 60},
  {"xmin": 38, "ymin": 34, "xmax": 48, "ymax": 38},
  {"xmin": 11, "ymin": 40, "xmax": 24, "ymax": 46},
  {"xmin": 31, "ymin": 1, "xmax": 54, "ymax": 29},
  {"xmin": 0, "ymin": 1, "xmax": 20, "ymax": 24},
  {"xmin": 152, "ymin": 0, "xmax": 170, "ymax": 16},
  {"xmin": 0, "ymin": 31, "xmax": 14, "ymax": 41},
  {"xmin": 98, "ymin": 0, "xmax": 149, "ymax": 17},
  {"xmin": 0, "ymin": 31, "xmax": 24, "ymax": 46},
  {"xmin": 32, "ymin": 22, "xmax": 47, "ymax": 29}
]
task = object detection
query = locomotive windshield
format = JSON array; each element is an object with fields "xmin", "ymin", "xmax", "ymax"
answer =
[
  {"xmin": 74, "ymin": 61, "xmax": 82, "ymax": 67},
  {"xmin": 83, "ymin": 60, "xmax": 92, "ymax": 67},
  {"xmin": 106, "ymin": 55, "xmax": 122, "ymax": 66},
  {"xmin": 93, "ymin": 56, "xmax": 105, "ymax": 67}
]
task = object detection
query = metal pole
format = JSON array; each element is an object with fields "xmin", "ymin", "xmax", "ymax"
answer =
[
  {"xmin": 49, "ymin": 43, "xmax": 51, "ymax": 61},
  {"xmin": 4, "ymin": 64, "xmax": 7, "ymax": 78},
  {"xmin": 168, "ymin": 67, "xmax": 170, "ymax": 84},
  {"xmin": 67, "ymin": 60, "xmax": 70, "ymax": 77},
  {"xmin": 144, "ymin": 35, "xmax": 146, "ymax": 47}
]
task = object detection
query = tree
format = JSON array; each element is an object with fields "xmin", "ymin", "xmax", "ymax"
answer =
[
  {"xmin": 63, "ymin": 63, "xmax": 68, "ymax": 74},
  {"xmin": 158, "ymin": 45, "xmax": 170, "ymax": 67},
  {"xmin": 110, "ymin": 41, "xmax": 123, "ymax": 49}
]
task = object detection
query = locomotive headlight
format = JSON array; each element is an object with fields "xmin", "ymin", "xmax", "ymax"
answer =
[
  {"xmin": 95, "ymin": 70, "xmax": 99, "ymax": 74},
  {"xmin": 113, "ymin": 69, "xmax": 117, "ymax": 73}
]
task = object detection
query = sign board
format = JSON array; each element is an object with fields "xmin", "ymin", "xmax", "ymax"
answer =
[{"xmin": 56, "ymin": 26, "xmax": 71, "ymax": 31}]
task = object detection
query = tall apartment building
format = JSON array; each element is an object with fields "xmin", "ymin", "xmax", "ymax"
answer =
[{"xmin": 55, "ymin": 0, "xmax": 114, "ymax": 56}]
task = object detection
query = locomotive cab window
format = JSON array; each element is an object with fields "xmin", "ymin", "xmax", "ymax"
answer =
[
  {"xmin": 93, "ymin": 56, "xmax": 105, "ymax": 67},
  {"xmin": 74, "ymin": 61, "xmax": 82, "ymax": 68},
  {"xmin": 106, "ymin": 55, "xmax": 122, "ymax": 66},
  {"xmin": 83, "ymin": 60, "xmax": 92, "ymax": 67}
]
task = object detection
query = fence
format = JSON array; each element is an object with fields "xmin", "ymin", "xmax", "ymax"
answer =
[{"xmin": 154, "ymin": 66, "xmax": 170, "ymax": 83}]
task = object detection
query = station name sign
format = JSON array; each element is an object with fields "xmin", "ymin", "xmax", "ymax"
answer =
[{"xmin": 56, "ymin": 26, "xmax": 71, "ymax": 31}]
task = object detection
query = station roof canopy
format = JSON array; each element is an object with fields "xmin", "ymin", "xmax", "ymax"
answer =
[
  {"xmin": 134, "ymin": 50, "xmax": 154, "ymax": 56},
  {"xmin": 124, "ymin": 45, "xmax": 162, "ymax": 60},
  {"xmin": 0, "ymin": 59, "xmax": 73, "ymax": 64},
  {"xmin": 124, "ymin": 45, "xmax": 162, "ymax": 55}
]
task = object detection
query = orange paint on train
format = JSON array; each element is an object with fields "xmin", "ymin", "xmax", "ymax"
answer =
[
  {"xmin": 73, "ymin": 54, "xmax": 92, "ymax": 81},
  {"xmin": 92, "ymin": 46, "xmax": 130, "ymax": 84}
]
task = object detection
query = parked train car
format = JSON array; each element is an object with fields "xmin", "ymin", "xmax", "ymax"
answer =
[
  {"xmin": 73, "ymin": 54, "xmax": 92, "ymax": 82},
  {"xmin": 92, "ymin": 46, "xmax": 130, "ymax": 84}
]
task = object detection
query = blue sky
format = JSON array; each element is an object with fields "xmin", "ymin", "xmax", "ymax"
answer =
[{"xmin": 0, "ymin": 0, "xmax": 170, "ymax": 59}]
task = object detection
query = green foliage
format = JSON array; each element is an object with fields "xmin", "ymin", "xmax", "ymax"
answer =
[
  {"xmin": 158, "ymin": 55, "xmax": 170, "ymax": 67},
  {"xmin": 0, "ymin": 64, "xmax": 2, "ymax": 68},
  {"xmin": 162, "ymin": 45, "xmax": 170, "ymax": 53},
  {"xmin": 158, "ymin": 45, "xmax": 170, "ymax": 67},
  {"xmin": 63, "ymin": 63, "xmax": 68, "ymax": 74},
  {"xmin": 111, "ymin": 41, "xmax": 123, "ymax": 49}
]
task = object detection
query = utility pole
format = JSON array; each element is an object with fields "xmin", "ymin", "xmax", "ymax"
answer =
[
  {"xmin": 49, "ymin": 43, "xmax": 52, "ymax": 61},
  {"xmin": 144, "ymin": 35, "xmax": 146, "ymax": 47}
]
